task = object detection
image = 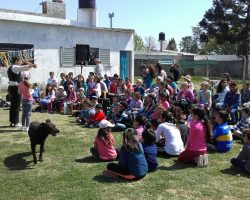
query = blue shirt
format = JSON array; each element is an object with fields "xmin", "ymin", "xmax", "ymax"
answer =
[
  {"xmin": 142, "ymin": 143, "xmax": 158, "ymax": 172},
  {"xmin": 119, "ymin": 143, "xmax": 148, "ymax": 177},
  {"xmin": 213, "ymin": 122, "xmax": 233, "ymax": 152}
]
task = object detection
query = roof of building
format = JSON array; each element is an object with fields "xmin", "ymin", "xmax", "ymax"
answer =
[{"xmin": 0, "ymin": 8, "xmax": 134, "ymax": 34}]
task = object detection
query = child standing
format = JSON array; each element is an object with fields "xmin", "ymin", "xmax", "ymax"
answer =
[
  {"xmin": 18, "ymin": 72, "xmax": 33, "ymax": 131},
  {"xmin": 103, "ymin": 128, "xmax": 148, "ymax": 180},
  {"xmin": 141, "ymin": 129, "xmax": 158, "ymax": 172},
  {"xmin": 90, "ymin": 120, "xmax": 117, "ymax": 161},
  {"xmin": 231, "ymin": 129, "xmax": 250, "ymax": 174}
]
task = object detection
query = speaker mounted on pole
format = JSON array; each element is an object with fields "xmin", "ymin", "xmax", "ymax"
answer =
[{"xmin": 75, "ymin": 44, "xmax": 90, "ymax": 65}]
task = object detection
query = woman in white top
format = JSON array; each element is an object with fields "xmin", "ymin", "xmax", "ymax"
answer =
[
  {"xmin": 155, "ymin": 111, "xmax": 184, "ymax": 156},
  {"xmin": 156, "ymin": 63, "xmax": 167, "ymax": 80}
]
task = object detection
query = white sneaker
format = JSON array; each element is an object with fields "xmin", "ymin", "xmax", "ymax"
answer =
[
  {"xmin": 203, "ymin": 154, "xmax": 208, "ymax": 167},
  {"xmin": 15, "ymin": 123, "xmax": 22, "ymax": 128},
  {"xmin": 25, "ymin": 127, "xmax": 29, "ymax": 132},
  {"xmin": 19, "ymin": 126, "xmax": 26, "ymax": 131},
  {"xmin": 197, "ymin": 155, "xmax": 204, "ymax": 167}
]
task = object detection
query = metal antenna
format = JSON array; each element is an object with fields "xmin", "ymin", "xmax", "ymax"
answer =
[{"xmin": 109, "ymin": 12, "xmax": 114, "ymax": 28}]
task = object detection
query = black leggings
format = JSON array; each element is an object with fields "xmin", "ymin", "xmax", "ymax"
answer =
[{"xmin": 8, "ymin": 86, "xmax": 21, "ymax": 124}]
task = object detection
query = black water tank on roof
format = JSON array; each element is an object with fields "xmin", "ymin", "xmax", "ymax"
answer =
[
  {"xmin": 79, "ymin": 0, "xmax": 96, "ymax": 9},
  {"xmin": 159, "ymin": 32, "xmax": 165, "ymax": 41}
]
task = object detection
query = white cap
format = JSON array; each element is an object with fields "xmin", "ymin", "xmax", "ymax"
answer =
[
  {"xmin": 99, "ymin": 120, "xmax": 115, "ymax": 129},
  {"xmin": 22, "ymin": 71, "xmax": 30, "ymax": 79}
]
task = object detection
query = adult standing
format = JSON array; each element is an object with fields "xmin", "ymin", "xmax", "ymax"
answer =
[
  {"xmin": 7, "ymin": 56, "xmax": 37, "ymax": 127},
  {"xmin": 155, "ymin": 63, "xmax": 167, "ymax": 80},
  {"xmin": 170, "ymin": 64, "xmax": 181, "ymax": 82},
  {"xmin": 144, "ymin": 65, "xmax": 156, "ymax": 89},
  {"xmin": 94, "ymin": 58, "xmax": 104, "ymax": 78}
]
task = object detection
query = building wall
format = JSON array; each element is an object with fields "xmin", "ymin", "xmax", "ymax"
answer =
[{"xmin": 0, "ymin": 15, "xmax": 134, "ymax": 88}]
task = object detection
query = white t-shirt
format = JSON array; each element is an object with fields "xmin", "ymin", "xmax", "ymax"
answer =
[
  {"xmin": 47, "ymin": 77, "xmax": 58, "ymax": 86},
  {"xmin": 155, "ymin": 122, "xmax": 184, "ymax": 155}
]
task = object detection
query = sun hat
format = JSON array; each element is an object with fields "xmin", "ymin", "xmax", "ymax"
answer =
[
  {"xmin": 99, "ymin": 119, "xmax": 115, "ymax": 129},
  {"xmin": 95, "ymin": 58, "xmax": 102, "ymax": 63},
  {"xmin": 22, "ymin": 71, "xmax": 30, "ymax": 79},
  {"xmin": 182, "ymin": 75, "xmax": 191, "ymax": 82},
  {"xmin": 58, "ymin": 86, "xmax": 64, "ymax": 90}
]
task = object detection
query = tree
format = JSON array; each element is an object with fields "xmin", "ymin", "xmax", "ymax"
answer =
[
  {"xmin": 179, "ymin": 36, "xmax": 199, "ymax": 53},
  {"xmin": 134, "ymin": 33, "xmax": 145, "ymax": 51},
  {"xmin": 145, "ymin": 36, "xmax": 157, "ymax": 51},
  {"xmin": 199, "ymin": 0, "xmax": 250, "ymax": 76},
  {"xmin": 166, "ymin": 38, "xmax": 177, "ymax": 51}
]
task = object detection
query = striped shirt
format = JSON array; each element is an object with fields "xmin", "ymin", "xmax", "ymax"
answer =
[{"xmin": 213, "ymin": 123, "xmax": 233, "ymax": 152}]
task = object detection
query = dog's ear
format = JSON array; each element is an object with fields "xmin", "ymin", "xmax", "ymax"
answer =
[{"xmin": 45, "ymin": 119, "xmax": 51, "ymax": 124}]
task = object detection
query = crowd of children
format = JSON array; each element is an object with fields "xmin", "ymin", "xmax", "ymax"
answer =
[{"xmin": 17, "ymin": 63, "xmax": 250, "ymax": 179}]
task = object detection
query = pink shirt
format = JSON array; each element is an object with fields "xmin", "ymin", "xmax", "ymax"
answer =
[
  {"xmin": 162, "ymin": 101, "xmax": 170, "ymax": 110},
  {"xmin": 135, "ymin": 125, "xmax": 144, "ymax": 142},
  {"xmin": 186, "ymin": 120, "xmax": 207, "ymax": 152},
  {"xmin": 94, "ymin": 133, "xmax": 117, "ymax": 160},
  {"xmin": 18, "ymin": 82, "xmax": 33, "ymax": 101}
]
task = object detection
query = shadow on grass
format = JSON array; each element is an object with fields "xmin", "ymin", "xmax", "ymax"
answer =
[
  {"xmin": 75, "ymin": 156, "xmax": 97, "ymax": 163},
  {"xmin": 92, "ymin": 174, "xmax": 131, "ymax": 183},
  {"xmin": 0, "ymin": 126, "xmax": 22, "ymax": 134},
  {"xmin": 4, "ymin": 152, "xmax": 34, "ymax": 170},
  {"xmin": 158, "ymin": 160, "xmax": 196, "ymax": 171},
  {"xmin": 221, "ymin": 167, "xmax": 250, "ymax": 178}
]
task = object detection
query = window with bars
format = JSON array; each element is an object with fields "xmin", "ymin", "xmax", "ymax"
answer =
[{"xmin": 60, "ymin": 47, "xmax": 110, "ymax": 67}]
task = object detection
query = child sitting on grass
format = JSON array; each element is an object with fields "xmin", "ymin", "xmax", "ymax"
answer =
[
  {"xmin": 133, "ymin": 115, "xmax": 146, "ymax": 142},
  {"xmin": 232, "ymin": 107, "xmax": 250, "ymax": 141},
  {"xmin": 103, "ymin": 128, "xmax": 148, "ymax": 180},
  {"xmin": 90, "ymin": 120, "xmax": 117, "ymax": 161},
  {"xmin": 141, "ymin": 129, "xmax": 158, "ymax": 172},
  {"xmin": 85, "ymin": 104, "xmax": 105, "ymax": 128},
  {"xmin": 231, "ymin": 129, "xmax": 250, "ymax": 174},
  {"xmin": 207, "ymin": 110, "xmax": 233, "ymax": 153},
  {"xmin": 77, "ymin": 100, "xmax": 95, "ymax": 125}
]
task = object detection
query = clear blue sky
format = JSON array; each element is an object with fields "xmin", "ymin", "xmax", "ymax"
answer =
[{"xmin": 0, "ymin": 0, "xmax": 212, "ymax": 47}]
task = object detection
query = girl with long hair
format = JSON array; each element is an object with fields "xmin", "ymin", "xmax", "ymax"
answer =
[
  {"xmin": 18, "ymin": 72, "xmax": 33, "ymax": 131},
  {"xmin": 90, "ymin": 120, "xmax": 117, "ymax": 161},
  {"xmin": 178, "ymin": 108, "xmax": 210, "ymax": 167},
  {"xmin": 103, "ymin": 128, "xmax": 148, "ymax": 180}
]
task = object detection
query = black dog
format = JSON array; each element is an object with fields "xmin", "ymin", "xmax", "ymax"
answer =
[{"xmin": 28, "ymin": 119, "xmax": 60, "ymax": 164}]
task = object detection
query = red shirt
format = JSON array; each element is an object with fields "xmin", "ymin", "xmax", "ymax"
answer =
[
  {"xmin": 110, "ymin": 83, "xmax": 117, "ymax": 94},
  {"xmin": 88, "ymin": 111, "xmax": 105, "ymax": 123}
]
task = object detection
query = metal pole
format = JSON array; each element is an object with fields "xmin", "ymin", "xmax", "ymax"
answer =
[
  {"xmin": 241, "ymin": 55, "xmax": 246, "ymax": 84},
  {"xmin": 206, "ymin": 56, "xmax": 209, "ymax": 78}
]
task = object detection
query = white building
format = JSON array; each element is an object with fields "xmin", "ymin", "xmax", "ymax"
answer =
[{"xmin": 0, "ymin": 0, "xmax": 134, "ymax": 89}]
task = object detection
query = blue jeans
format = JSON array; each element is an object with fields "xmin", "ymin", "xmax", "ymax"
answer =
[
  {"xmin": 22, "ymin": 99, "xmax": 33, "ymax": 127},
  {"xmin": 230, "ymin": 108, "xmax": 238, "ymax": 124}
]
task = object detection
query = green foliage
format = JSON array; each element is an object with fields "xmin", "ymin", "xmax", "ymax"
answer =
[
  {"xmin": 134, "ymin": 33, "xmax": 145, "ymax": 52},
  {"xmin": 199, "ymin": 0, "xmax": 250, "ymax": 55},
  {"xmin": 179, "ymin": 36, "xmax": 199, "ymax": 53},
  {"xmin": 166, "ymin": 38, "xmax": 177, "ymax": 51}
]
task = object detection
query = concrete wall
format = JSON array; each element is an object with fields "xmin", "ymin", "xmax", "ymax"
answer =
[{"xmin": 0, "ymin": 12, "xmax": 134, "ymax": 89}]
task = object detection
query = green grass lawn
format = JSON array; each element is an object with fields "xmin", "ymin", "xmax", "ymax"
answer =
[{"xmin": 0, "ymin": 107, "xmax": 249, "ymax": 200}]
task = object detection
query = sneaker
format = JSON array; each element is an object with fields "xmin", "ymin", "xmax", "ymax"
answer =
[
  {"xmin": 197, "ymin": 155, "xmax": 204, "ymax": 167},
  {"xmin": 203, "ymin": 154, "xmax": 208, "ymax": 167},
  {"xmin": 19, "ymin": 126, "xmax": 26, "ymax": 131},
  {"xmin": 25, "ymin": 127, "xmax": 29, "ymax": 132},
  {"xmin": 15, "ymin": 123, "xmax": 22, "ymax": 128}
]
